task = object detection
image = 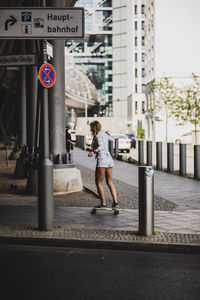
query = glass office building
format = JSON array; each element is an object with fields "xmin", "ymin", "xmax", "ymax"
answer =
[{"xmin": 65, "ymin": 0, "xmax": 113, "ymax": 116}]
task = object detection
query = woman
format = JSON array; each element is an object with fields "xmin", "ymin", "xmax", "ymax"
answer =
[
  {"xmin": 88, "ymin": 121, "xmax": 118, "ymax": 208},
  {"xmin": 65, "ymin": 127, "xmax": 73, "ymax": 153}
]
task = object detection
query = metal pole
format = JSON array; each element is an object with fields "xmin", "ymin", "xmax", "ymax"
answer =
[
  {"xmin": 179, "ymin": 144, "xmax": 186, "ymax": 176},
  {"xmin": 194, "ymin": 145, "xmax": 200, "ymax": 180},
  {"xmin": 138, "ymin": 140, "xmax": 144, "ymax": 165},
  {"xmin": 156, "ymin": 142, "xmax": 162, "ymax": 170},
  {"xmin": 138, "ymin": 166, "xmax": 154, "ymax": 236},
  {"xmin": 146, "ymin": 141, "xmax": 152, "ymax": 166},
  {"xmin": 26, "ymin": 40, "xmax": 38, "ymax": 154},
  {"xmin": 18, "ymin": 41, "xmax": 27, "ymax": 148},
  {"xmin": 115, "ymin": 138, "xmax": 119, "ymax": 158},
  {"xmin": 167, "ymin": 142, "xmax": 174, "ymax": 173},
  {"xmin": 38, "ymin": 36, "xmax": 54, "ymax": 231},
  {"xmin": 6, "ymin": 145, "xmax": 8, "ymax": 167},
  {"xmin": 109, "ymin": 140, "xmax": 114, "ymax": 157}
]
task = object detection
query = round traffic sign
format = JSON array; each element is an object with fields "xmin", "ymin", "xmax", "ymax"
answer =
[{"xmin": 39, "ymin": 63, "xmax": 56, "ymax": 88}]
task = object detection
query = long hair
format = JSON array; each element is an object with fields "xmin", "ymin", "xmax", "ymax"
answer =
[{"xmin": 90, "ymin": 121, "xmax": 101, "ymax": 137}]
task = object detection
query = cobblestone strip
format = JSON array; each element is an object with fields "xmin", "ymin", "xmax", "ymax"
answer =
[{"xmin": 0, "ymin": 225, "xmax": 200, "ymax": 246}]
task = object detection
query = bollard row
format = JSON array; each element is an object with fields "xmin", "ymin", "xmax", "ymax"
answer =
[{"xmin": 137, "ymin": 141, "xmax": 200, "ymax": 180}]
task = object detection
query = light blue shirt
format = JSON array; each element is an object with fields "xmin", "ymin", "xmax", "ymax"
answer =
[{"xmin": 91, "ymin": 131, "xmax": 113, "ymax": 155}]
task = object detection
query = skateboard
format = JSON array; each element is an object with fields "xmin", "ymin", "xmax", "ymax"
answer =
[{"xmin": 91, "ymin": 206, "xmax": 119, "ymax": 215}]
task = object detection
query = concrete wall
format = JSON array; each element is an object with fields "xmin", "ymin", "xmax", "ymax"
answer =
[{"xmin": 75, "ymin": 117, "xmax": 129, "ymax": 136}]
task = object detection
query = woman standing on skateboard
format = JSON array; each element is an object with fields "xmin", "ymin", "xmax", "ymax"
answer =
[{"xmin": 88, "ymin": 120, "xmax": 118, "ymax": 209}]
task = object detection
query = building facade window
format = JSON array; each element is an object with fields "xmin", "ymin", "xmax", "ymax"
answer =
[
  {"xmin": 142, "ymin": 36, "xmax": 145, "ymax": 46},
  {"xmin": 135, "ymin": 21, "xmax": 137, "ymax": 30},
  {"xmin": 141, "ymin": 21, "xmax": 145, "ymax": 30},
  {"xmin": 135, "ymin": 52, "xmax": 138, "ymax": 62},
  {"xmin": 108, "ymin": 86, "xmax": 112, "ymax": 93},
  {"xmin": 142, "ymin": 53, "xmax": 145, "ymax": 62},
  {"xmin": 135, "ymin": 5, "xmax": 137, "ymax": 14},
  {"xmin": 142, "ymin": 84, "xmax": 146, "ymax": 93},
  {"xmin": 142, "ymin": 68, "xmax": 145, "ymax": 77},
  {"xmin": 108, "ymin": 74, "xmax": 112, "ymax": 82},
  {"xmin": 141, "ymin": 4, "xmax": 145, "ymax": 14},
  {"xmin": 135, "ymin": 101, "xmax": 138, "ymax": 113},
  {"xmin": 135, "ymin": 68, "xmax": 138, "ymax": 78},
  {"xmin": 135, "ymin": 84, "xmax": 138, "ymax": 93},
  {"xmin": 135, "ymin": 37, "xmax": 137, "ymax": 46},
  {"xmin": 142, "ymin": 101, "xmax": 145, "ymax": 114}
]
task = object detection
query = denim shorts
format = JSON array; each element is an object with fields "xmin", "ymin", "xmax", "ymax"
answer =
[{"xmin": 96, "ymin": 153, "xmax": 114, "ymax": 168}]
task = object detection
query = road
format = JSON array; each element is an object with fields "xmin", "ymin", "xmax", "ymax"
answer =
[{"xmin": 1, "ymin": 245, "xmax": 200, "ymax": 300}]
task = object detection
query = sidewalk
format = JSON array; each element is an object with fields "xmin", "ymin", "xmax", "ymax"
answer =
[{"xmin": 0, "ymin": 147, "xmax": 200, "ymax": 253}]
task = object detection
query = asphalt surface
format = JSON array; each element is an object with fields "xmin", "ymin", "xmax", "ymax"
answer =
[{"xmin": 1, "ymin": 244, "xmax": 200, "ymax": 300}]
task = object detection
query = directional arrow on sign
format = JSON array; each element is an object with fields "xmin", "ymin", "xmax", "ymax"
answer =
[{"xmin": 5, "ymin": 15, "xmax": 17, "ymax": 31}]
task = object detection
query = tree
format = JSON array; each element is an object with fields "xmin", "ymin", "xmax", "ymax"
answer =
[
  {"xmin": 172, "ymin": 73, "xmax": 200, "ymax": 144},
  {"xmin": 153, "ymin": 77, "xmax": 178, "ymax": 142}
]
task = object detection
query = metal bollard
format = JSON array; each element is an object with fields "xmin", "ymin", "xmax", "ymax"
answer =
[
  {"xmin": 146, "ymin": 141, "xmax": 152, "ymax": 166},
  {"xmin": 69, "ymin": 152, "xmax": 74, "ymax": 163},
  {"xmin": 6, "ymin": 145, "xmax": 8, "ymax": 167},
  {"xmin": 109, "ymin": 140, "xmax": 114, "ymax": 157},
  {"xmin": 138, "ymin": 166, "xmax": 154, "ymax": 236},
  {"xmin": 115, "ymin": 138, "xmax": 119, "ymax": 158},
  {"xmin": 167, "ymin": 143, "xmax": 174, "ymax": 173},
  {"xmin": 179, "ymin": 144, "xmax": 186, "ymax": 176},
  {"xmin": 156, "ymin": 142, "xmax": 162, "ymax": 170},
  {"xmin": 194, "ymin": 145, "xmax": 200, "ymax": 180},
  {"xmin": 138, "ymin": 140, "xmax": 144, "ymax": 165}
]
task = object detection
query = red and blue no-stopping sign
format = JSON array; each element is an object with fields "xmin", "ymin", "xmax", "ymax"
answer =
[{"xmin": 39, "ymin": 63, "xmax": 56, "ymax": 88}]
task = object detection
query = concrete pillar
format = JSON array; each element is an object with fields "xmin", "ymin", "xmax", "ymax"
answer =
[
  {"xmin": 13, "ymin": 41, "xmax": 28, "ymax": 178},
  {"xmin": 47, "ymin": 0, "xmax": 66, "ymax": 162}
]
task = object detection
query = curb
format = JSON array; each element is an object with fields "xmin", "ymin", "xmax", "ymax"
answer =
[
  {"xmin": 0, "ymin": 236, "xmax": 200, "ymax": 255},
  {"xmin": 83, "ymin": 185, "xmax": 99, "ymax": 197}
]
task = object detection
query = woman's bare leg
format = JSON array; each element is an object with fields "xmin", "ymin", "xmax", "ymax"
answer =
[
  {"xmin": 95, "ymin": 167, "xmax": 106, "ymax": 205},
  {"xmin": 105, "ymin": 167, "xmax": 117, "ymax": 203}
]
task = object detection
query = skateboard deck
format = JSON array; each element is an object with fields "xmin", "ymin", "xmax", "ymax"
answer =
[{"xmin": 91, "ymin": 207, "xmax": 119, "ymax": 215}]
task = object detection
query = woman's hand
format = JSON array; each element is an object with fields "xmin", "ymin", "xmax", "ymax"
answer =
[{"xmin": 88, "ymin": 151, "xmax": 94, "ymax": 157}]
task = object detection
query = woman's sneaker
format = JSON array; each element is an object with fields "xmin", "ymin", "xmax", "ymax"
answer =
[{"xmin": 112, "ymin": 202, "xmax": 119, "ymax": 209}]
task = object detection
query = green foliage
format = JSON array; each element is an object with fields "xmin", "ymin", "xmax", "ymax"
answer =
[
  {"xmin": 151, "ymin": 74, "xmax": 200, "ymax": 144},
  {"xmin": 137, "ymin": 127, "xmax": 145, "ymax": 139},
  {"xmin": 154, "ymin": 77, "xmax": 177, "ymax": 114},
  {"xmin": 173, "ymin": 73, "xmax": 200, "ymax": 128}
]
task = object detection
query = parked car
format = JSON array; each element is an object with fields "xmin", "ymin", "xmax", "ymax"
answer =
[
  {"xmin": 125, "ymin": 133, "xmax": 136, "ymax": 148},
  {"xmin": 85, "ymin": 135, "xmax": 93, "ymax": 149},
  {"xmin": 175, "ymin": 132, "xmax": 192, "ymax": 144},
  {"xmin": 111, "ymin": 134, "xmax": 131, "ymax": 153}
]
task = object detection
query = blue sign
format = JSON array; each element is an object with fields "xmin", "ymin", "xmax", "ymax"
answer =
[
  {"xmin": 21, "ymin": 12, "xmax": 32, "ymax": 22},
  {"xmin": 39, "ymin": 63, "xmax": 56, "ymax": 88}
]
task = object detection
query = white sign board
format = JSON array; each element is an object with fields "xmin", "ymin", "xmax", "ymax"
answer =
[
  {"xmin": 0, "ymin": 7, "xmax": 84, "ymax": 39},
  {"xmin": 0, "ymin": 54, "xmax": 36, "ymax": 66}
]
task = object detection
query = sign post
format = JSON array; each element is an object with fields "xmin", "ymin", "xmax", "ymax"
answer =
[{"xmin": 37, "ymin": 39, "xmax": 55, "ymax": 231}]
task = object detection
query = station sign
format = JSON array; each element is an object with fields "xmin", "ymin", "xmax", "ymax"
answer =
[
  {"xmin": 0, "ymin": 7, "xmax": 84, "ymax": 39},
  {"xmin": 0, "ymin": 54, "xmax": 36, "ymax": 66}
]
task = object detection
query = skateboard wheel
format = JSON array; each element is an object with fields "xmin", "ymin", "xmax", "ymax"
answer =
[
  {"xmin": 91, "ymin": 209, "xmax": 96, "ymax": 214},
  {"xmin": 114, "ymin": 210, "xmax": 119, "ymax": 215}
]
